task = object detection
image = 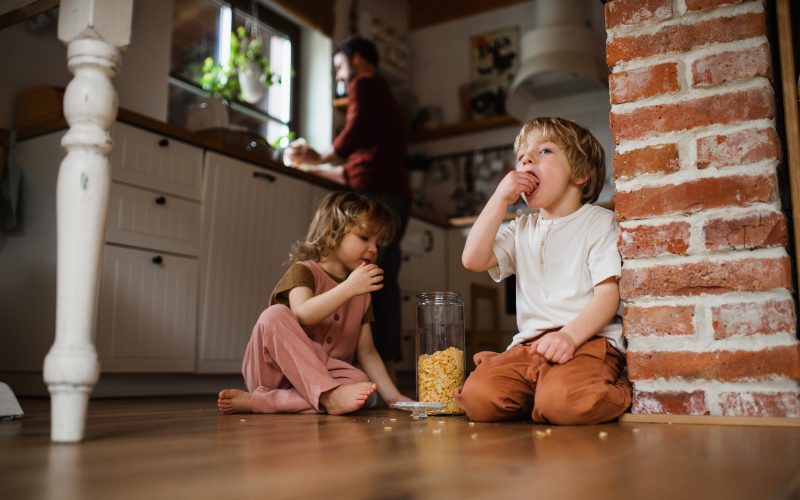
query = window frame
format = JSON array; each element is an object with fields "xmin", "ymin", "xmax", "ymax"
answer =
[{"xmin": 169, "ymin": 0, "xmax": 301, "ymax": 138}]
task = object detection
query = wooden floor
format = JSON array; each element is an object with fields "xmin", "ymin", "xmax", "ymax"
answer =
[{"xmin": 3, "ymin": 396, "xmax": 800, "ymax": 500}]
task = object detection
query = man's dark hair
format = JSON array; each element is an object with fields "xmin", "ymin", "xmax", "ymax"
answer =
[{"xmin": 336, "ymin": 36, "xmax": 380, "ymax": 68}]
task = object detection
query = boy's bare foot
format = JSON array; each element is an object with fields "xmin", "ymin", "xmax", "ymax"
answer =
[
  {"xmin": 217, "ymin": 389, "xmax": 253, "ymax": 414},
  {"xmin": 319, "ymin": 382, "xmax": 377, "ymax": 415}
]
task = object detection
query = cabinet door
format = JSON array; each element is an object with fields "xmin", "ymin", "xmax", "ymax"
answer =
[
  {"xmin": 308, "ymin": 184, "xmax": 332, "ymax": 222},
  {"xmin": 109, "ymin": 122, "xmax": 204, "ymax": 200},
  {"xmin": 96, "ymin": 245, "xmax": 198, "ymax": 372},
  {"xmin": 0, "ymin": 132, "xmax": 61, "ymax": 371},
  {"xmin": 106, "ymin": 183, "xmax": 201, "ymax": 256},
  {"xmin": 197, "ymin": 153, "xmax": 312, "ymax": 373},
  {"xmin": 397, "ymin": 290, "xmax": 418, "ymax": 373},
  {"xmin": 398, "ymin": 218, "xmax": 448, "ymax": 292}
]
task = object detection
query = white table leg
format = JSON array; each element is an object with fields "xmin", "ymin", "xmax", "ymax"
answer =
[{"xmin": 42, "ymin": 0, "xmax": 132, "ymax": 443}]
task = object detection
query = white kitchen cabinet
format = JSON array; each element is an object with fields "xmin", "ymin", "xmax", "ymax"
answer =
[
  {"xmin": 398, "ymin": 217, "xmax": 448, "ymax": 293},
  {"xmin": 105, "ymin": 183, "xmax": 201, "ymax": 256},
  {"xmin": 397, "ymin": 289, "xmax": 418, "ymax": 373},
  {"xmin": 95, "ymin": 124, "xmax": 202, "ymax": 372},
  {"xmin": 96, "ymin": 245, "xmax": 197, "ymax": 372},
  {"xmin": 109, "ymin": 122, "xmax": 204, "ymax": 200},
  {"xmin": 0, "ymin": 132, "xmax": 62, "ymax": 371},
  {"xmin": 196, "ymin": 152, "xmax": 316, "ymax": 373},
  {"xmin": 395, "ymin": 218, "xmax": 448, "ymax": 373},
  {"xmin": 447, "ymin": 227, "xmax": 512, "ymax": 360},
  {"xmin": 0, "ymin": 124, "xmax": 204, "ymax": 375}
]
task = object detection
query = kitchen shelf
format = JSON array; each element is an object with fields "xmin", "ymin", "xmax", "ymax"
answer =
[
  {"xmin": 331, "ymin": 97, "xmax": 518, "ymax": 143},
  {"xmin": 410, "ymin": 114, "xmax": 519, "ymax": 143}
]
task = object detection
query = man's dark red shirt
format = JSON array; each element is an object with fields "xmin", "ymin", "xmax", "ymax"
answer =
[{"xmin": 332, "ymin": 72, "xmax": 411, "ymax": 199}]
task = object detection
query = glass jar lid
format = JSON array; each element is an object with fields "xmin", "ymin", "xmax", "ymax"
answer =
[{"xmin": 416, "ymin": 291, "xmax": 463, "ymax": 305}]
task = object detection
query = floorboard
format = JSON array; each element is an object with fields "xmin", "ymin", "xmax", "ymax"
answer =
[{"xmin": 2, "ymin": 396, "xmax": 799, "ymax": 500}]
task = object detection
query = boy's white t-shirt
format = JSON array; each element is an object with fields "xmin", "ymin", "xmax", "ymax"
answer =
[{"xmin": 489, "ymin": 203, "xmax": 625, "ymax": 352}]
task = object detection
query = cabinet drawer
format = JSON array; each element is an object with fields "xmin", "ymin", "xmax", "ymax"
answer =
[
  {"xmin": 96, "ymin": 245, "xmax": 197, "ymax": 372},
  {"xmin": 106, "ymin": 183, "xmax": 200, "ymax": 256},
  {"xmin": 110, "ymin": 122, "xmax": 203, "ymax": 199}
]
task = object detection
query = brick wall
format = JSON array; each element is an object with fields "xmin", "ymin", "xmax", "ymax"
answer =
[{"xmin": 605, "ymin": 0, "xmax": 800, "ymax": 417}]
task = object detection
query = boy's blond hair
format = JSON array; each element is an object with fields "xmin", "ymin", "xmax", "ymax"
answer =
[
  {"xmin": 513, "ymin": 117, "xmax": 606, "ymax": 204},
  {"xmin": 289, "ymin": 191, "xmax": 397, "ymax": 264}
]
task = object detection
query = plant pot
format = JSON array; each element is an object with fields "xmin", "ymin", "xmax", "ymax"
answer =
[{"xmin": 239, "ymin": 61, "xmax": 265, "ymax": 104}]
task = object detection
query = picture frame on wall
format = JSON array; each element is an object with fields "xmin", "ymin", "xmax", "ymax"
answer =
[
  {"xmin": 469, "ymin": 26, "xmax": 519, "ymax": 82},
  {"xmin": 459, "ymin": 80, "xmax": 508, "ymax": 121}
]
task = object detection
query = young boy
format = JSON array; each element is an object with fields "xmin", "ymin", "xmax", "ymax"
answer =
[{"xmin": 455, "ymin": 117, "xmax": 632, "ymax": 425}]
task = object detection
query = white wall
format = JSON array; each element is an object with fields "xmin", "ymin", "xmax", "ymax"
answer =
[
  {"xmin": 115, "ymin": 0, "xmax": 174, "ymax": 122},
  {"xmin": 0, "ymin": 1, "xmax": 173, "ymax": 130},
  {"xmin": 410, "ymin": 3, "xmax": 536, "ymax": 128},
  {"xmin": 407, "ymin": 1, "xmax": 615, "ymax": 204},
  {"xmin": 1, "ymin": 0, "xmax": 327, "ymax": 141},
  {"xmin": 0, "ymin": 17, "xmax": 69, "ymax": 130},
  {"xmin": 333, "ymin": 0, "xmax": 408, "ymax": 45},
  {"xmin": 298, "ymin": 27, "xmax": 333, "ymax": 150}
]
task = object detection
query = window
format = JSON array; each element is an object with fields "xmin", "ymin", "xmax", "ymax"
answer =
[{"xmin": 169, "ymin": 0, "xmax": 298, "ymax": 144}]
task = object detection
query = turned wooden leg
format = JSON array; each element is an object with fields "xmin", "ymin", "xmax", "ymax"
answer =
[{"xmin": 42, "ymin": 0, "xmax": 132, "ymax": 443}]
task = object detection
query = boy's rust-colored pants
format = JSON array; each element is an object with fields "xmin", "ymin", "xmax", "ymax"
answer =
[{"xmin": 454, "ymin": 336, "xmax": 632, "ymax": 425}]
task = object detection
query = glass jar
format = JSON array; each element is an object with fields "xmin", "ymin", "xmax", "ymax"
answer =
[{"xmin": 415, "ymin": 292, "xmax": 466, "ymax": 415}]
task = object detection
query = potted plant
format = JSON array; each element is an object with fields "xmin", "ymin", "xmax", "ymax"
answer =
[{"xmin": 199, "ymin": 26, "xmax": 279, "ymax": 104}]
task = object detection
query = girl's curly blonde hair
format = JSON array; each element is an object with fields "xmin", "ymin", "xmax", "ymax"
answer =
[{"xmin": 289, "ymin": 191, "xmax": 397, "ymax": 264}]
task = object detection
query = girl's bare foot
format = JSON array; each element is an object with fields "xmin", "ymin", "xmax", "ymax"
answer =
[
  {"xmin": 217, "ymin": 389, "xmax": 253, "ymax": 414},
  {"xmin": 319, "ymin": 382, "xmax": 377, "ymax": 415}
]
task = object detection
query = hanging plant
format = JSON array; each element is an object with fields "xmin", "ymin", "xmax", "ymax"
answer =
[{"xmin": 199, "ymin": 26, "xmax": 279, "ymax": 104}]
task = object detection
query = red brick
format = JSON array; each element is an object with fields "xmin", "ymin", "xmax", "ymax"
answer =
[
  {"xmin": 605, "ymin": 0, "xmax": 672, "ymax": 29},
  {"xmin": 610, "ymin": 86, "xmax": 773, "ymax": 142},
  {"xmin": 704, "ymin": 212, "xmax": 787, "ymax": 251},
  {"xmin": 632, "ymin": 390, "xmax": 707, "ymax": 415},
  {"xmin": 627, "ymin": 344, "xmax": 800, "ymax": 381},
  {"xmin": 610, "ymin": 63, "xmax": 679, "ymax": 104},
  {"xmin": 619, "ymin": 256, "xmax": 792, "ymax": 299},
  {"xmin": 613, "ymin": 143, "xmax": 679, "ymax": 179},
  {"xmin": 619, "ymin": 222, "xmax": 690, "ymax": 258},
  {"xmin": 692, "ymin": 44, "xmax": 771, "ymax": 86},
  {"xmin": 711, "ymin": 298, "xmax": 796, "ymax": 339},
  {"xmin": 607, "ymin": 12, "xmax": 765, "ymax": 66},
  {"xmin": 686, "ymin": 0, "xmax": 746, "ymax": 12},
  {"xmin": 718, "ymin": 391, "xmax": 800, "ymax": 417},
  {"xmin": 614, "ymin": 174, "xmax": 776, "ymax": 221},
  {"xmin": 696, "ymin": 128, "xmax": 780, "ymax": 169},
  {"xmin": 623, "ymin": 305, "xmax": 695, "ymax": 336}
]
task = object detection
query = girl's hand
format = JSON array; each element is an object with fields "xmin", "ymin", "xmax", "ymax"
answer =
[
  {"xmin": 344, "ymin": 262, "xmax": 384, "ymax": 296},
  {"xmin": 494, "ymin": 170, "xmax": 538, "ymax": 206},
  {"xmin": 528, "ymin": 330, "xmax": 576, "ymax": 364}
]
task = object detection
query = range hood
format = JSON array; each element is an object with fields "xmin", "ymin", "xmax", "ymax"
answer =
[{"xmin": 506, "ymin": 0, "xmax": 608, "ymax": 120}]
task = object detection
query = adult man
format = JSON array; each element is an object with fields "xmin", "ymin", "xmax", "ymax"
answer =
[{"xmin": 287, "ymin": 36, "xmax": 411, "ymax": 378}]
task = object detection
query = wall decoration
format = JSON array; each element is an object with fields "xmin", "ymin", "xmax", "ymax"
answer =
[
  {"xmin": 459, "ymin": 80, "xmax": 507, "ymax": 121},
  {"xmin": 469, "ymin": 26, "xmax": 519, "ymax": 82}
]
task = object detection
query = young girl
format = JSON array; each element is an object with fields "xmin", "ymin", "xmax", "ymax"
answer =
[{"xmin": 218, "ymin": 191, "xmax": 413, "ymax": 415}]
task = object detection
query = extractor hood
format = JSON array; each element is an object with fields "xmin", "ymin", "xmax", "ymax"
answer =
[{"xmin": 506, "ymin": 0, "xmax": 608, "ymax": 120}]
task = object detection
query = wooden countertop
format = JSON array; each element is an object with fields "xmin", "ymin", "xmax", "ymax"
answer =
[
  {"xmin": 14, "ymin": 86, "xmax": 453, "ymax": 228},
  {"xmin": 15, "ymin": 86, "xmax": 615, "ymax": 229}
]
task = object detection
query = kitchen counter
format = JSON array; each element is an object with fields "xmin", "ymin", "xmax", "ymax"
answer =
[
  {"xmin": 15, "ymin": 86, "xmax": 614, "ymax": 229},
  {"xmin": 15, "ymin": 86, "xmax": 457, "ymax": 227}
]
